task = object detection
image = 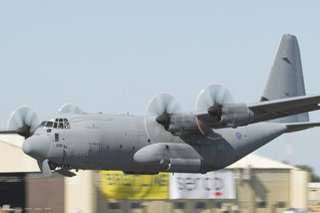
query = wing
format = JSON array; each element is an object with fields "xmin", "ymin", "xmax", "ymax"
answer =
[
  {"xmin": 195, "ymin": 95, "xmax": 320, "ymax": 129},
  {"xmin": 148, "ymin": 95, "xmax": 320, "ymax": 135}
]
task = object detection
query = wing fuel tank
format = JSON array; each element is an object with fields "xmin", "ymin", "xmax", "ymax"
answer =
[{"xmin": 133, "ymin": 143, "xmax": 202, "ymax": 173}]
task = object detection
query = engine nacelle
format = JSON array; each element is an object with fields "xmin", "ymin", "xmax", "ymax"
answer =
[
  {"xmin": 166, "ymin": 113, "xmax": 199, "ymax": 135},
  {"xmin": 221, "ymin": 103, "xmax": 255, "ymax": 127}
]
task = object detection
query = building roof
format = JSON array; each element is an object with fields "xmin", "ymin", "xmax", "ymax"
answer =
[{"xmin": 227, "ymin": 153, "xmax": 296, "ymax": 169}]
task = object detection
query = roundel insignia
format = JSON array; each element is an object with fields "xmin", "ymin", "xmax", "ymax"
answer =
[{"xmin": 235, "ymin": 132, "xmax": 242, "ymax": 140}]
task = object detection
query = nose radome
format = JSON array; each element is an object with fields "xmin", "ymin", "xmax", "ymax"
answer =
[
  {"xmin": 22, "ymin": 136, "xmax": 50, "ymax": 160},
  {"xmin": 22, "ymin": 141, "xmax": 31, "ymax": 155}
]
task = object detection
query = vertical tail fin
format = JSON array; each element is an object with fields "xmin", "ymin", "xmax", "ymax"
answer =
[{"xmin": 261, "ymin": 34, "xmax": 309, "ymax": 122}]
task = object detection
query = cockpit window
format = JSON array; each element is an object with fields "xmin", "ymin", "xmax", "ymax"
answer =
[
  {"xmin": 58, "ymin": 121, "xmax": 64, "ymax": 129},
  {"xmin": 41, "ymin": 118, "xmax": 70, "ymax": 129},
  {"xmin": 45, "ymin": 121, "xmax": 53, "ymax": 128},
  {"xmin": 40, "ymin": 121, "xmax": 46, "ymax": 127},
  {"xmin": 63, "ymin": 119, "xmax": 70, "ymax": 128},
  {"xmin": 57, "ymin": 118, "xmax": 70, "ymax": 129}
]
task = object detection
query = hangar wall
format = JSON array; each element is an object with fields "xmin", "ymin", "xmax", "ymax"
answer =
[
  {"xmin": 290, "ymin": 169, "xmax": 308, "ymax": 208},
  {"xmin": 0, "ymin": 137, "xmax": 65, "ymax": 212},
  {"xmin": 0, "ymin": 173, "xmax": 65, "ymax": 212},
  {"xmin": 65, "ymin": 170, "xmax": 96, "ymax": 213}
]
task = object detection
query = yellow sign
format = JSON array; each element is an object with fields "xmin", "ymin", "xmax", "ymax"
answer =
[{"xmin": 99, "ymin": 171, "xmax": 169, "ymax": 199}]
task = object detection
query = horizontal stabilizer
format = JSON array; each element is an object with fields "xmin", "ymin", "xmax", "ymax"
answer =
[
  {"xmin": 285, "ymin": 122, "xmax": 320, "ymax": 133},
  {"xmin": 249, "ymin": 94, "xmax": 320, "ymax": 123}
]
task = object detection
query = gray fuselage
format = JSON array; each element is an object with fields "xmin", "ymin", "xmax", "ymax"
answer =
[{"xmin": 31, "ymin": 113, "xmax": 287, "ymax": 173}]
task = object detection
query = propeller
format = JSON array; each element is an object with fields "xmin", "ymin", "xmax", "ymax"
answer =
[
  {"xmin": 144, "ymin": 93, "xmax": 182, "ymax": 141},
  {"xmin": 3, "ymin": 105, "xmax": 40, "ymax": 138},
  {"xmin": 195, "ymin": 83, "xmax": 233, "ymax": 137},
  {"xmin": 58, "ymin": 103, "xmax": 84, "ymax": 114}
]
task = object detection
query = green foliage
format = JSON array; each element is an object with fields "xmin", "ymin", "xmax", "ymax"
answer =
[{"xmin": 296, "ymin": 165, "xmax": 320, "ymax": 182}]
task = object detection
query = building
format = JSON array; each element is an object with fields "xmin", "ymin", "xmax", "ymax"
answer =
[
  {"xmin": 0, "ymin": 135, "xmax": 64, "ymax": 212},
  {"xmin": 308, "ymin": 182, "xmax": 320, "ymax": 211},
  {"xmin": 228, "ymin": 154, "xmax": 308, "ymax": 212}
]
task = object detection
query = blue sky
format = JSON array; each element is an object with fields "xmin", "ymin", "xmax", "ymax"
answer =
[{"xmin": 1, "ymin": 1, "xmax": 320, "ymax": 173}]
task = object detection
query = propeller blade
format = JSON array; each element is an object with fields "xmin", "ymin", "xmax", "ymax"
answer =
[
  {"xmin": 59, "ymin": 103, "xmax": 84, "ymax": 114},
  {"xmin": 0, "ymin": 130, "xmax": 18, "ymax": 134},
  {"xmin": 195, "ymin": 83, "xmax": 233, "ymax": 113},
  {"xmin": 147, "ymin": 93, "xmax": 180, "ymax": 116},
  {"xmin": 144, "ymin": 93, "xmax": 182, "ymax": 141},
  {"xmin": 195, "ymin": 83, "xmax": 233, "ymax": 139},
  {"xmin": 7, "ymin": 105, "xmax": 39, "ymax": 138}
]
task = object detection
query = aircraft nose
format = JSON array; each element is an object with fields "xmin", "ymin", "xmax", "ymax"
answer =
[{"xmin": 22, "ymin": 136, "xmax": 50, "ymax": 160}]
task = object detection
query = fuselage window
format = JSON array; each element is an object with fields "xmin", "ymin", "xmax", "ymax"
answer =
[{"xmin": 55, "ymin": 133, "xmax": 59, "ymax": 142}]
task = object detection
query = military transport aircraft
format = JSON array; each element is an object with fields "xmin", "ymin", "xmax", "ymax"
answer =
[{"xmin": 1, "ymin": 34, "xmax": 320, "ymax": 177}]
